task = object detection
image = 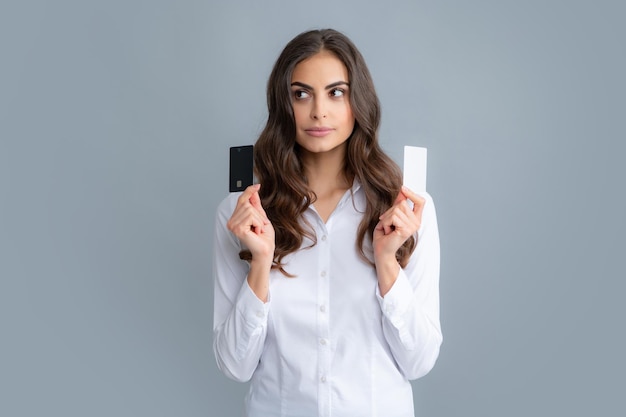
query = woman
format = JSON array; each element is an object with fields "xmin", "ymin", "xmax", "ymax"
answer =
[{"xmin": 213, "ymin": 28, "xmax": 441, "ymax": 417}]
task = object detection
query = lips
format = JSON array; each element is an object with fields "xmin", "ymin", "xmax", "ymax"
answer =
[{"xmin": 304, "ymin": 127, "xmax": 334, "ymax": 137}]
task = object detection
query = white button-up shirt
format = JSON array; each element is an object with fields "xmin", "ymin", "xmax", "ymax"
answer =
[{"xmin": 213, "ymin": 182, "xmax": 442, "ymax": 417}]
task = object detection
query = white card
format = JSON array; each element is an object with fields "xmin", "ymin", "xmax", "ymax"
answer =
[{"xmin": 403, "ymin": 146, "xmax": 427, "ymax": 193}]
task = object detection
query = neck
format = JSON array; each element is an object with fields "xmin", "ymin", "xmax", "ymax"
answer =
[{"xmin": 300, "ymin": 145, "xmax": 351, "ymax": 195}]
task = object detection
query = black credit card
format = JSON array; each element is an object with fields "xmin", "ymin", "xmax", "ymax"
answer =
[{"xmin": 229, "ymin": 145, "xmax": 254, "ymax": 192}]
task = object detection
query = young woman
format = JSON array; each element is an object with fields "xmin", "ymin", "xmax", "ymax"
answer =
[{"xmin": 213, "ymin": 29, "xmax": 441, "ymax": 417}]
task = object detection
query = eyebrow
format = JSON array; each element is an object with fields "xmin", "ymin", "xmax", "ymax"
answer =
[{"xmin": 290, "ymin": 81, "xmax": 350, "ymax": 90}]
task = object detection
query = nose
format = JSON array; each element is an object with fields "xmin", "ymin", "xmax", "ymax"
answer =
[{"xmin": 311, "ymin": 98, "xmax": 327, "ymax": 119}]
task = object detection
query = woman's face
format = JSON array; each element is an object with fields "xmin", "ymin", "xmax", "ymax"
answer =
[{"xmin": 290, "ymin": 50, "xmax": 355, "ymax": 156}]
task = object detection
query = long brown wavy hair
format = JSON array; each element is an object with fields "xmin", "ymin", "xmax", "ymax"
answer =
[{"xmin": 241, "ymin": 28, "xmax": 416, "ymax": 275}]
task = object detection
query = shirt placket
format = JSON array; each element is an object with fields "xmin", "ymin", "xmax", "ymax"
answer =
[{"xmin": 316, "ymin": 219, "xmax": 332, "ymax": 417}]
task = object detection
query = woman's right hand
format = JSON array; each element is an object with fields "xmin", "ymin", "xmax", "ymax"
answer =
[{"xmin": 226, "ymin": 184, "xmax": 275, "ymax": 265}]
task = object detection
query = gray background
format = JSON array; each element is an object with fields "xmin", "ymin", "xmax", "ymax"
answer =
[{"xmin": 1, "ymin": 0, "xmax": 624, "ymax": 416}]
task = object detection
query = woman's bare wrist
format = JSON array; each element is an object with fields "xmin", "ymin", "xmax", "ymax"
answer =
[{"xmin": 375, "ymin": 255, "xmax": 400, "ymax": 297}]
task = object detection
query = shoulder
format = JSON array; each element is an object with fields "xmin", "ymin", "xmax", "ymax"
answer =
[
  {"xmin": 420, "ymin": 192, "xmax": 437, "ymax": 224},
  {"xmin": 405, "ymin": 191, "xmax": 437, "ymax": 242},
  {"xmin": 217, "ymin": 192, "xmax": 241, "ymax": 211},
  {"xmin": 215, "ymin": 192, "xmax": 241, "ymax": 223},
  {"xmin": 422, "ymin": 192, "xmax": 436, "ymax": 209}
]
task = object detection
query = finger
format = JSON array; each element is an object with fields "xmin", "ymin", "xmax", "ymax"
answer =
[
  {"xmin": 381, "ymin": 208, "xmax": 420, "ymax": 239},
  {"xmin": 244, "ymin": 208, "xmax": 268, "ymax": 235},
  {"xmin": 379, "ymin": 201, "xmax": 411, "ymax": 223},
  {"xmin": 376, "ymin": 215, "xmax": 393, "ymax": 235},
  {"xmin": 228, "ymin": 205, "xmax": 267, "ymax": 235},
  {"xmin": 234, "ymin": 184, "xmax": 269, "ymax": 228},
  {"xmin": 378, "ymin": 194, "xmax": 417, "ymax": 235},
  {"xmin": 248, "ymin": 186, "xmax": 269, "ymax": 222},
  {"xmin": 387, "ymin": 212, "xmax": 410, "ymax": 234},
  {"xmin": 393, "ymin": 190, "xmax": 406, "ymax": 205},
  {"xmin": 401, "ymin": 186, "xmax": 426, "ymax": 214},
  {"xmin": 378, "ymin": 211, "xmax": 401, "ymax": 235},
  {"xmin": 237, "ymin": 183, "xmax": 261, "ymax": 206}
]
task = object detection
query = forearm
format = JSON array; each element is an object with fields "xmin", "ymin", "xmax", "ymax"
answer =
[
  {"xmin": 213, "ymin": 192, "xmax": 273, "ymax": 382},
  {"xmin": 377, "ymin": 192, "xmax": 441, "ymax": 379},
  {"xmin": 213, "ymin": 280, "xmax": 270, "ymax": 382},
  {"xmin": 382, "ymin": 317, "xmax": 442, "ymax": 380},
  {"xmin": 375, "ymin": 254, "xmax": 400, "ymax": 297},
  {"xmin": 378, "ymin": 271, "xmax": 442, "ymax": 380},
  {"xmin": 247, "ymin": 257, "xmax": 273, "ymax": 302}
]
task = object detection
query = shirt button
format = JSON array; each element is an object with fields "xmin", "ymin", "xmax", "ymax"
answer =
[
  {"xmin": 321, "ymin": 235, "xmax": 327, "ymax": 241},
  {"xmin": 320, "ymin": 305, "xmax": 326, "ymax": 313},
  {"xmin": 256, "ymin": 311, "xmax": 264, "ymax": 318},
  {"xmin": 321, "ymin": 376, "xmax": 327, "ymax": 383},
  {"xmin": 321, "ymin": 271, "xmax": 326, "ymax": 277},
  {"xmin": 320, "ymin": 338, "xmax": 327, "ymax": 345}
]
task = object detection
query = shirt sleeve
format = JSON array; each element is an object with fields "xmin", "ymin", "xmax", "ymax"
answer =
[
  {"xmin": 212, "ymin": 194, "xmax": 270, "ymax": 382},
  {"xmin": 376, "ymin": 192, "xmax": 442, "ymax": 380}
]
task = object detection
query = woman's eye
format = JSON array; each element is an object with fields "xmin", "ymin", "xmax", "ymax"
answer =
[
  {"xmin": 294, "ymin": 90, "xmax": 310, "ymax": 100},
  {"xmin": 330, "ymin": 88, "xmax": 345, "ymax": 98}
]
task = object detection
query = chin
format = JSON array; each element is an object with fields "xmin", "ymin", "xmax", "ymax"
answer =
[{"xmin": 297, "ymin": 139, "xmax": 348, "ymax": 156}]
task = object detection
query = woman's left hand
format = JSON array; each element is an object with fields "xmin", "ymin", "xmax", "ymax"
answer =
[{"xmin": 373, "ymin": 186, "xmax": 425, "ymax": 262}]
